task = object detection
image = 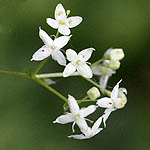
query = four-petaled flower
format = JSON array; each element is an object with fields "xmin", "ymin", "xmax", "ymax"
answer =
[
  {"xmin": 53, "ymin": 95, "xmax": 97, "ymax": 133},
  {"xmin": 63, "ymin": 48, "xmax": 95, "ymax": 78},
  {"xmin": 31, "ymin": 27, "xmax": 71, "ymax": 66},
  {"xmin": 46, "ymin": 4, "xmax": 83, "ymax": 35},
  {"xmin": 96, "ymin": 80, "xmax": 127, "ymax": 127}
]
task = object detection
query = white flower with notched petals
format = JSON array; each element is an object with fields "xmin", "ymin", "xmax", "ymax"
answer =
[
  {"xmin": 68, "ymin": 116, "xmax": 103, "ymax": 139},
  {"xmin": 53, "ymin": 95, "xmax": 97, "ymax": 133},
  {"xmin": 63, "ymin": 48, "xmax": 94, "ymax": 78},
  {"xmin": 31, "ymin": 27, "xmax": 71, "ymax": 66},
  {"xmin": 97, "ymin": 80, "xmax": 127, "ymax": 127},
  {"xmin": 46, "ymin": 3, "xmax": 83, "ymax": 35}
]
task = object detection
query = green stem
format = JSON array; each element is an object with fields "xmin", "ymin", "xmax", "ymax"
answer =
[
  {"xmin": 0, "ymin": 70, "xmax": 29, "ymax": 79},
  {"xmin": 55, "ymin": 31, "xmax": 59, "ymax": 38},
  {"xmin": 33, "ymin": 77, "xmax": 68, "ymax": 103},
  {"xmin": 92, "ymin": 58, "xmax": 104, "ymax": 66},
  {"xmin": 35, "ymin": 72, "xmax": 79, "ymax": 78},
  {"xmin": 78, "ymin": 99, "xmax": 97, "ymax": 104},
  {"xmin": 82, "ymin": 77, "xmax": 111, "ymax": 96},
  {"xmin": 33, "ymin": 57, "xmax": 50, "ymax": 75}
]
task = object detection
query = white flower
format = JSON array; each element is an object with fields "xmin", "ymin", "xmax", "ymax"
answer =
[
  {"xmin": 31, "ymin": 27, "xmax": 71, "ymax": 66},
  {"xmin": 63, "ymin": 48, "xmax": 94, "ymax": 78},
  {"xmin": 53, "ymin": 95, "xmax": 97, "ymax": 133},
  {"xmin": 96, "ymin": 80, "xmax": 127, "ymax": 127},
  {"xmin": 92, "ymin": 66, "xmax": 115, "ymax": 88},
  {"xmin": 46, "ymin": 3, "xmax": 83, "ymax": 35},
  {"xmin": 68, "ymin": 116, "xmax": 103, "ymax": 139}
]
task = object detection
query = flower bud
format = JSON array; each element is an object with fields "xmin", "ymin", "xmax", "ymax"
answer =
[
  {"xmin": 110, "ymin": 49, "xmax": 124, "ymax": 61},
  {"xmin": 87, "ymin": 87, "xmax": 100, "ymax": 100},
  {"xmin": 109, "ymin": 60, "xmax": 120, "ymax": 70}
]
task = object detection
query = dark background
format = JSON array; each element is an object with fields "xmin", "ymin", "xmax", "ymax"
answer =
[{"xmin": 0, "ymin": 0, "xmax": 150, "ymax": 149}]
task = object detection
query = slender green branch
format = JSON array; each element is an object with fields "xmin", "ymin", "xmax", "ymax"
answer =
[
  {"xmin": 33, "ymin": 57, "xmax": 50, "ymax": 75},
  {"xmin": 35, "ymin": 72, "xmax": 79, "ymax": 78},
  {"xmin": 82, "ymin": 77, "xmax": 111, "ymax": 96},
  {"xmin": 92, "ymin": 58, "xmax": 104, "ymax": 66},
  {"xmin": 33, "ymin": 77, "xmax": 68, "ymax": 103},
  {"xmin": 0, "ymin": 70, "xmax": 29, "ymax": 79},
  {"xmin": 78, "ymin": 99, "xmax": 97, "ymax": 104},
  {"xmin": 80, "ymin": 95, "xmax": 88, "ymax": 101},
  {"xmin": 55, "ymin": 31, "xmax": 59, "ymax": 38}
]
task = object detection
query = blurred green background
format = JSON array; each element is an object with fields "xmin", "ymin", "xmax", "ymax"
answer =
[{"xmin": 0, "ymin": 0, "xmax": 150, "ymax": 149}]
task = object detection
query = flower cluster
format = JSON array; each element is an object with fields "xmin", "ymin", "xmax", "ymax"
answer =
[{"xmin": 31, "ymin": 3, "xmax": 127, "ymax": 140}]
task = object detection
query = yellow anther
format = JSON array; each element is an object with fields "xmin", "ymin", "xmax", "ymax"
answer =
[
  {"xmin": 118, "ymin": 103, "xmax": 124, "ymax": 108},
  {"xmin": 68, "ymin": 19, "xmax": 72, "ymax": 24},
  {"xmin": 58, "ymin": 11, "xmax": 62, "ymax": 16},
  {"xmin": 121, "ymin": 97, "xmax": 126, "ymax": 101},
  {"xmin": 59, "ymin": 20, "xmax": 65, "ymax": 25},
  {"xmin": 66, "ymin": 10, "xmax": 71, "ymax": 15}
]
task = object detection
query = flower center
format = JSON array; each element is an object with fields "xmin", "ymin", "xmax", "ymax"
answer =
[
  {"xmin": 51, "ymin": 45, "xmax": 56, "ymax": 50},
  {"xmin": 74, "ymin": 114, "xmax": 80, "ymax": 120},
  {"xmin": 76, "ymin": 60, "xmax": 82, "ymax": 65},
  {"xmin": 59, "ymin": 20, "xmax": 65, "ymax": 25}
]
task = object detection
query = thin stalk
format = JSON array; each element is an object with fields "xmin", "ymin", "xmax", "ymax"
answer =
[
  {"xmin": 33, "ymin": 57, "xmax": 50, "ymax": 75},
  {"xmin": 34, "ymin": 77, "xmax": 68, "ymax": 103},
  {"xmin": 92, "ymin": 58, "xmax": 104, "ymax": 66},
  {"xmin": 35, "ymin": 72, "xmax": 79, "ymax": 78},
  {"xmin": 82, "ymin": 77, "xmax": 111, "ymax": 96},
  {"xmin": 0, "ymin": 70, "xmax": 29, "ymax": 79},
  {"xmin": 78, "ymin": 99, "xmax": 97, "ymax": 104}
]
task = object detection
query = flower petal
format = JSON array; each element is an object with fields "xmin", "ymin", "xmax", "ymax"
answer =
[
  {"xmin": 99, "ymin": 75, "xmax": 109, "ymax": 89},
  {"xmin": 102, "ymin": 108, "xmax": 112, "ymax": 127},
  {"xmin": 58, "ymin": 25, "xmax": 71, "ymax": 35},
  {"xmin": 119, "ymin": 88, "xmax": 127, "ymax": 95},
  {"xmin": 54, "ymin": 35, "xmax": 71, "ymax": 49},
  {"xmin": 46, "ymin": 18, "xmax": 59, "ymax": 29},
  {"xmin": 96, "ymin": 97, "xmax": 113, "ymax": 108},
  {"xmin": 63, "ymin": 63, "xmax": 76, "ymax": 77},
  {"xmin": 78, "ymin": 48, "xmax": 95, "ymax": 62},
  {"xmin": 31, "ymin": 45, "xmax": 51, "ymax": 61},
  {"xmin": 52, "ymin": 50, "xmax": 66, "ymax": 66},
  {"xmin": 68, "ymin": 134, "xmax": 89, "ymax": 140},
  {"xmin": 53, "ymin": 113, "xmax": 73, "ymax": 124},
  {"xmin": 67, "ymin": 16, "xmax": 83, "ymax": 28},
  {"xmin": 92, "ymin": 116, "xmax": 103, "ymax": 133},
  {"xmin": 92, "ymin": 128, "xmax": 103, "ymax": 137},
  {"xmin": 55, "ymin": 3, "xmax": 67, "ymax": 21},
  {"xmin": 111, "ymin": 79, "xmax": 122, "ymax": 100},
  {"xmin": 66, "ymin": 49, "xmax": 78, "ymax": 61},
  {"xmin": 68, "ymin": 95, "xmax": 80, "ymax": 115},
  {"xmin": 39, "ymin": 27, "xmax": 53, "ymax": 46},
  {"xmin": 77, "ymin": 63, "xmax": 93, "ymax": 78},
  {"xmin": 80, "ymin": 105, "xmax": 97, "ymax": 118},
  {"xmin": 75, "ymin": 118, "xmax": 88, "ymax": 131}
]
